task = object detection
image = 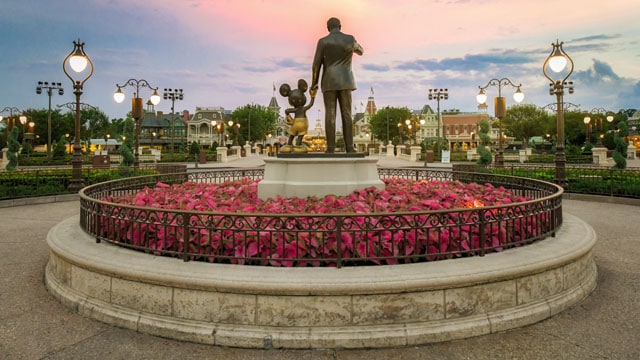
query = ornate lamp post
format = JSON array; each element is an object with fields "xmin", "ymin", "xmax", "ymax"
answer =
[
  {"xmin": 211, "ymin": 120, "xmax": 224, "ymax": 146},
  {"xmin": 65, "ymin": 133, "xmax": 71, "ymax": 154},
  {"xmin": 585, "ymin": 108, "xmax": 613, "ymax": 148},
  {"xmin": 0, "ymin": 107, "xmax": 23, "ymax": 141},
  {"xmin": 36, "ymin": 81, "xmax": 64, "ymax": 159},
  {"xmin": 19, "ymin": 115, "xmax": 27, "ymax": 145},
  {"xmin": 162, "ymin": 88, "xmax": 183, "ymax": 155},
  {"xmin": 428, "ymin": 88, "xmax": 449, "ymax": 146},
  {"xmin": 227, "ymin": 120, "xmax": 240, "ymax": 146},
  {"xmin": 114, "ymin": 79, "xmax": 160, "ymax": 169},
  {"xmin": 404, "ymin": 119, "xmax": 413, "ymax": 144},
  {"xmin": 476, "ymin": 78, "xmax": 524, "ymax": 166},
  {"xmin": 63, "ymin": 39, "xmax": 93, "ymax": 192},
  {"xmin": 543, "ymin": 40, "xmax": 574, "ymax": 187},
  {"xmin": 583, "ymin": 116, "xmax": 592, "ymax": 146}
]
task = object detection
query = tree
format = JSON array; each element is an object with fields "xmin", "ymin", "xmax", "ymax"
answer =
[
  {"xmin": 230, "ymin": 104, "xmax": 278, "ymax": 145},
  {"xmin": 612, "ymin": 134, "xmax": 627, "ymax": 169},
  {"xmin": 119, "ymin": 118, "xmax": 135, "ymax": 167},
  {"xmin": 369, "ymin": 107, "xmax": 413, "ymax": 145},
  {"xmin": 53, "ymin": 135, "xmax": 67, "ymax": 158},
  {"xmin": 189, "ymin": 141, "xmax": 201, "ymax": 167},
  {"xmin": 23, "ymin": 108, "xmax": 71, "ymax": 150},
  {"xmin": 5, "ymin": 126, "xmax": 20, "ymax": 170},
  {"xmin": 476, "ymin": 118, "xmax": 492, "ymax": 165},
  {"xmin": 612, "ymin": 119, "xmax": 628, "ymax": 169},
  {"xmin": 502, "ymin": 104, "xmax": 549, "ymax": 149}
]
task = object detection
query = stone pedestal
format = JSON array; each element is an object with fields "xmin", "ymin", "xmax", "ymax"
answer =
[
  {"xmin": 1, "ymin": 148, "xmax": 7, "ymax": 169},
  {"xmin": 519, "ymin": 150, "xmax": 527, "ymax": 163},
  {"xmin": 627, "ymin": 144, "xmax": 636, "ymax": 159},
  {"xmin": 592, "ymin": 147, "xmax": 608, "ymax": 165},
  {"xmin": 409, "ymin": 145, "xmax": 421, "ymax": 162},
  {"xmin": 216, "ymin": 146, "xmax": 228, "ymax": 163},
  {"xmin": 243, "ymin": 144, "xmax": 252, "ymax": 157},
  {"xmin": 386, "ymin": 142, "xmax": 394, "ymax": 157},
  {"xmin": 257, "ymin": 154, "xmax": 384, "ymax": 200}
]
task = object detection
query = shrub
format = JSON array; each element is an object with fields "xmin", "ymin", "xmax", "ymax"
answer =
[
  {"xmin": 5, "ymin": 127, "xmax": 20, "ymax": 170},
  {"xmin": 53, "ymin": 137, "xmax": 68, "ymax": 158}
]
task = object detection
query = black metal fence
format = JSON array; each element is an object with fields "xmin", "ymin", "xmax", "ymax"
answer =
[
  {"xmin": 79, "ymin": 168, "xmax": 563, "ymax": 267},
  {"xmin": 487, "ymin": 163, "xmax": 640, "ymax": 198}
]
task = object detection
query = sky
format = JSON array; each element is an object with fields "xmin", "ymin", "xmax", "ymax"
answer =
[{"xmin": 1, "ymin": 0, "xmax": 639, "ymax": 126}]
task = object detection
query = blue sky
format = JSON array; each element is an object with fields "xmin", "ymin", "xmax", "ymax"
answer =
[{"xmin": 1, "ymin": 0, "xmax": 639, "ymax": 124}]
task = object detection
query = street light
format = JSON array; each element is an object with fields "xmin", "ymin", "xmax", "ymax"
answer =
[
  {"xmin": 585, "ymin": 108, "xmax": 613, "ymax": 148},
  {"xmin": 163, "ymin": 88, "xmax": 183, "ymax": 155},
  {"xmin": 211, "ymin": 120, "xmax": 224, "ymax": 146},
  {"xmin": 583, "ymin": 116, "xmax": 592, "ymax": 145},
  {"xmin": 65, "ymin": 133, "xmax": 71, "ymax": 154},
  {"xmin": 19, "ymin": 115, "xmax": 27, "ymax": 145},
  {"xmin": 28, "ymin": 120, "xmax": 35, "ymax": 139},
  {"xmin": 0, "ymin": 107, "xmax": 23, "ymax": 141},
  {"xmin": 405, "ymin": 117, "xmax": 421, "ymax": 145},
  {"xmin": 476, "ymin": 78, "xmax": 524, "ymax": 166},
  {"xmin": 543, "ymin": 40, "xmax": 574, "ymax": 187},
  {"xmin": 36, "ymin": 81, "xmax": 64, "ymax": 159},
  {"xmin": 114, "ymin": 79, "xmax": 161, "ymax": 169},
  {"xmin": 63, "ymin": 39, "xmax": 93, "ymax": 192},
  {"xmin": 428, "ymin": 88, "xmax": 449, "ymax": 148}
]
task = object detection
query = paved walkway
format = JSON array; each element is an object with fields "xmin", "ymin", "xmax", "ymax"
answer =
[{"xmin": 1, "ymin": 156, "xmax": 639, "ymax": 359}]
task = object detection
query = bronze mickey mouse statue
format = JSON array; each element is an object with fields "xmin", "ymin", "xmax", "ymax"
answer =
[{"xmin": 279, "ymin": 79, "xmax": 317, "ymax": 153}]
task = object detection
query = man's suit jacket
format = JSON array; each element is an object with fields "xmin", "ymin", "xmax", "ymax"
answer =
[{"xmin": 312, "ymin": 30, "xmax": 362, "ymax": 92}]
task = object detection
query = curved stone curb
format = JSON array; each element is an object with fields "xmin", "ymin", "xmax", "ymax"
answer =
[{"xmin": 45, "ymin": 214, "xmax": 597, "ymax": 349}]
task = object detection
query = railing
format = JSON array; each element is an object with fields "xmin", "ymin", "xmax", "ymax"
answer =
[
  {"xmin": 488, "ymin": 163, "xmax": 640, "ymax": 198},
  {"xmin": 79, "ymin": 168, "xmax": 563, "ymax": 267},
  {"xmin": 0, "ymin": 167, "xmax": 156, "ymax": 200}
]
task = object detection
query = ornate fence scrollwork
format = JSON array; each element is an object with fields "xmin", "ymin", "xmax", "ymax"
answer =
[{"xmin": 79, "ymin": 168, "xmax": 563, "ymax": 267}]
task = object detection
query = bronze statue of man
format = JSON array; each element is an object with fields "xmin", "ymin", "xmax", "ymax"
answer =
[{"xmin": 311, "ymin": 17, "xmax": 363, "ymax": 153}]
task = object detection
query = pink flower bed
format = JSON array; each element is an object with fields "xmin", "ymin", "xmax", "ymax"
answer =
[{"xmin": 100, "ymin": 178, "xmax": 547, "ymax": 267}]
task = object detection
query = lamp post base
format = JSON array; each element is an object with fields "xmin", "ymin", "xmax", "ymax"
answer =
[
  {"xmin": 494, "ymin": 151, "xmax": 504, "ymax": 166},
  {"xmin": 68, "ymin": 155, "xmax": 85, "ymax": 193},
  {"xmin": 554, "ymin": 151, "xmax": 567, "ymax": 188},
  {"xmin": 67, "ymin": 179, "xmax": 85, "ymax": 193}
]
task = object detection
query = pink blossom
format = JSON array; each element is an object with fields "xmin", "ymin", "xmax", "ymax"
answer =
[{"xmin": 99, "ymin": 178, "xmax": 545, "ymax": 267}]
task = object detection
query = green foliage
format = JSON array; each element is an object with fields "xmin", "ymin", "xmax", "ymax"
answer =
[
  {"xmin": 119, "ymin": 142, "xmax": 135, "ymax": 167},
  {"xmin": 53, "ymin": 136, "xmax": 68, "ymax": 158},
  {"xmin": 565, "ymin": 144, "xmax": 582, "ymax": 156},
  {"xmin": 23, "ymin": 108, "xmax": 72, "ymax": 151},
  {"xmin": 230, "ymin": 104, "xmax": 278, "ymax": 145},
  {"xmin": 613, "ymin": 151, "xmax": 627, "ymax": 169},
  {"xmin": 422, "ymin": 137, "xmax": 448, "ymax": 153},
  {"xmin": 369, "ymin": 107, "xmax": 413, "ymax": 144},
  {"xmin": 118, "ymin": 118, "xmax": 135, "ymax": 167},
  {"xmin": 80, "ymin": 108, "xmax": 110, "ymax": 143},
  {"xmin": 117, "ymin": 165, "xmax": 133, "ymax": 177},
  {"xmin": 189, "ymin": 141, "xmax": 201, "ymax": 156},
  {"xmin": 20, "ymin": 142, "xmax": 33, "ymax": 155},
  {"xmin": 502, "ymin": 104, "xmax": 549, "ymax": 148},
  {"xmin": 6, "ymin": 126, "xmax": 20, "ymax": 170},
  {"xmin": 122, "ymin": 117, "xmax": 135, "ymax": 149},
  {"xmin": 563, "ymin": 110, "xmax": 588, "ymax": 146},
  {"xmin": 476, "ymin": 119, "xmax": 492, "ymax": 165},
  {"xmin": 160, "ymin": 152, "xmax": 193, "ymax": 162},
  {"xmin": 613, "ymin": 134, "xmax": 627, "ymax": 169}
]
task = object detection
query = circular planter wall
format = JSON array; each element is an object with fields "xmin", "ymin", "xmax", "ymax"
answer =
[{"xmin": 45, "ymin": 213, "xmax": 596, "ymax": 349}]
